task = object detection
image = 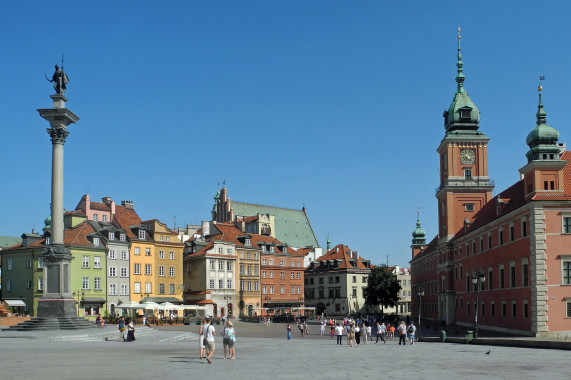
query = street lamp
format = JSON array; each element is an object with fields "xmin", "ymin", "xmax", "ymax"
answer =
[
  {"xmin": 72, "ymin": 290, "xmax": 85, "ymax": 317},
  {"xmin": 417, "ymin": 288, "xmax": 425, "ymax": 340},
  {"xmin": 472, "ymin": 271, "xmax": 486, "ymax": 338}
]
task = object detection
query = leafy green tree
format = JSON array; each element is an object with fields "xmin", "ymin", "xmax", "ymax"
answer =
[{"xmin": 364, "ymin": 264, "xmax": 401, "ymax": 314}]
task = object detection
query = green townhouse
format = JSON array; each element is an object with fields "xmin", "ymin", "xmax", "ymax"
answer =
[{"xmin": 1, "ymin": 213, "xmax": 108, "ymax": 320}]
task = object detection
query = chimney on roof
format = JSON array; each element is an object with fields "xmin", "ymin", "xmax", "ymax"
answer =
[
  {"xmin": 102, "ymin": 197, "xmax": 116, "ymax": 220},
  {"xmin": 121, "ymin": 200, "xmax": 134, "ymax": 209},
  {"xmin": 348, "ymin": 250, "xmax": 353, "ymax": 258},
  {"xmin": 354, "ymin": 251, "xmax": 359, "ymax": 260}
]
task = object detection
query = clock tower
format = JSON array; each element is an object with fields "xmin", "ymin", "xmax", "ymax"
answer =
[{"xmin": 436, "ymin": 32, "xmax": 494, "ymax": 241}]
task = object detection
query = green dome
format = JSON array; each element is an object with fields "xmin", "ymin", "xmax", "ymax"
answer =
[
  {"xmin": 525, "ymin": 88, "xmax": 561, "ymax": 162},
  {"xmin": 412, "ymin": 220, "xmax": 426, "ymax": 239},
  {"xmin": 526, "ymin": 124, "xmax": 559, "ymax": 147},
  {"xmin": 44, "ymin": 215, "xmax": 51, "ymax": 227}
]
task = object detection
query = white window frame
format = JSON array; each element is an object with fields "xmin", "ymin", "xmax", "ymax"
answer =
[
  {"xmin": 159, "ymin": 266, "xmax": 165, "ymax": 277},
  {"xmin": 94, "ymin": 277, "xmax": 102, "ymax": 290},
  {"xmin": 109, "ymin": 284, "xmax": 117, "ymax": 295},
  {"xmin": 145, "ymin": 264, "xmax": 152, "ymax": 275},
  {"xmin": 169, "ymin": 251, "xmax": 175, "ymax": 260},
  {"xmin": 109, "ymin": 232, "xmax": 115, "ymax": 240},
  {"xmin": 94, "ymin": 256, "xmax": 101, "ymax": 269},
  {"xmin": 134, "ymin": 282, "xmax": 141, "ymax": 293},
  {"xmin": 169, "ymin": 266, "xmax": 175, "ymax": 277},
  {"xmin": 82, "ymin": 277, "xmax": 90, "ymax": 290},
  {"xmin": 120, "ymin": 267, "xmax": 128, "ymax": 277},
  {"xmin": 121, "ymin": 250, "xmax": 128, "ymax": 260},
  {"xmin": 120, "ymin": 284, "xmax": 129, "ymax": 295},
  {"xmin": 134, "ymin": 263, "xmax": 141, "ymax": 275},
  {"xmin": 82, "ymin": 255, "xmax": 90, "ymax": 268},
  {"xmin": 139, "ymin": 230, "xmax": 146, "ymax": 239},
  {"xmin": 109, "ymin": 266, "xmax": 117, "ymax": 277},
  {"xmin": 109, "ymin": 249, "xmax": 116, "ymax": 259},
  {"xmin": 145, "ymin": 282, "xmax": 152, "ymax": 293},
  {"xmin": 159, "ymin": 250, "xmax": 165, "ymax": 259}
]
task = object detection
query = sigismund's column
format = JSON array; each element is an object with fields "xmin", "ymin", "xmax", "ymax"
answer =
[{"xmin": 36, "ymin": 64, "xmax": 79, "ymax": 318}]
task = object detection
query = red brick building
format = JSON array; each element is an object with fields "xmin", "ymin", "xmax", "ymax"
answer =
[
  {"xmin": 410, "ymin": 35, "xmax": 571, "ymax": 337},
  {"xmin": 257, "ymin": 236, "xmax": 305, "ymax": 315}
]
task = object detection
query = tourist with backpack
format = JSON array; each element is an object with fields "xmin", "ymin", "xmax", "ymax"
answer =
[
  {"xmin": 407, "ymin": 321, "xmax": 417, "ymax": 344},
  {"xmin": 117, "ymin": 317, "xmax": 126, "ymax": 342}
]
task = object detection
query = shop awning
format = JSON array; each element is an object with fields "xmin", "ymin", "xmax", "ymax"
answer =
[
  {"xmin": 82, "ymin": 297, "xmax": 106, "ymax": 304},
  {"xmin": 3, "ymin": 300, "xmax": 26, "ymax": 307}
]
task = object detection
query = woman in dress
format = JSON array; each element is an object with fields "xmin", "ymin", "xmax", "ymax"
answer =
[
  {"xmin": 347, "ymin": 323, "xmax": 356, "ymax": 347},
  {"xmin": 126, "ymin": 318, "xmax": 136, "ymax": 342}
]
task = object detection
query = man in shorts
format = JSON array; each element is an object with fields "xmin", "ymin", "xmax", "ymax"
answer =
[{"xmin": 203, "ymin": 317, "xmax": 216, "ymax": 364}]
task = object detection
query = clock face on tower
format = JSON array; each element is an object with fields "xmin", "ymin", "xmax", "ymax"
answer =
[{"xmin": 460, "ymin": 149, "xmax": 475, "ymax": 164}]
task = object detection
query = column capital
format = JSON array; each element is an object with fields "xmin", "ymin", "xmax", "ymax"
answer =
[{"xmin": 47, "ymin": 127, "xmax": 69, "ymax": 145}]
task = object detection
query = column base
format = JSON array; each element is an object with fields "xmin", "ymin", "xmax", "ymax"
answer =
[{"xmin": 37, "ymin": 298, "xmax": 77, "ymax": 318}]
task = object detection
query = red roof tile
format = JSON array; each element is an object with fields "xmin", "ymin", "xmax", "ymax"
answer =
[
  {"xmin": 113, "ymin": 205, "xmax": 143, "ymax": 238},
  {"xmin": 314, "ymin": 244, "xmax": 369, "ymax": 269}
]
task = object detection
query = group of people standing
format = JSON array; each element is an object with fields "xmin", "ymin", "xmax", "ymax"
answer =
[
  {"xmin": 199, "ymin": 317, "xmax": 236, "ymax": 364},
  {"xmin": 116, "ymin": 316, "xmax": 136, "ymax": 342},
  {"xmin": 329, "ymin": 319, "xmax": 417, "ymax": 347}
]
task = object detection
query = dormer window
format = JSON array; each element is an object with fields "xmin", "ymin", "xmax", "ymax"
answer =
[
  {"xmin": 120, "ymin": 233, "xmax": 126, "ymax": 241},
  {"xmin": 139, "ymin": 230, "xmax": 146, "ymax": 239},
  {"xmin": 46, "ymin": 237, "xmax": 51, "ymax": 245},
  {"xmin": 262, "ymin": 246, "xmax": 267, "ymax": 253},
  {"xmin": 460, "ymin": 108, "xmax": 471, "ymax": 120},
  {"xmin": 245, "ymin": 239, "xmax": 251, "ymax": 246},
  {"xmin": 109, "ymin": 232, "xmax": 115, "ymax": 241},
  {"xmin": 93, "ymin": 237, "xmax": 100, "ymax": 246},
  {"xmin": 270, "ymin": 246, "xmax": 275, "ymax": 253},
  {"xmin": 283, "ymin": 247, "xmax": 288, "ymax": 254}
]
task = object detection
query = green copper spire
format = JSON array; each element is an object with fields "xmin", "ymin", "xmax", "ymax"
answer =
[
  {"xmin": 444, "ymin": 28, "xmax": 481, "ymax": 133},
  {"xmin": 326, "ymin": 234, "xmax": 331, "ymax": 250},
  {"xmin": 412, "ymin": 209, "xmax": 426, "ymax": 246},
  {"xmin": 456, "ymin": 31, "xmax": 465, "ymax": 91},
  {"xmin": 525, "ymin": 82, "xmax": 560, "ymax": 162}
]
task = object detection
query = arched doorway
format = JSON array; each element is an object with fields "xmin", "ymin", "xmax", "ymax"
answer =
[
  {"xmin": 247, "ymin": 304, "xmax": 253, "ymax": 316},
  {"xmin": 110, "ymin": 304, "xmax": 115, "ymax": 316}
]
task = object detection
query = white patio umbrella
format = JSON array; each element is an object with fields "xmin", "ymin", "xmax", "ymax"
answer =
[
  {"xmin": 115, "ymin": 301, "xmax": 143, "ymax": 309},
  {"xmin": 142, "ymin": 301, "xmax": 160, "ymax": 310},
  {"xmin": 158, "ymin": 302, "xmax": 177, "ymax": 311}
]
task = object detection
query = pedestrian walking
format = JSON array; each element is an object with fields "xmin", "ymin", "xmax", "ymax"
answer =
[
  {"xmin": 397, "ymin": 321, "xmax": 407, "ymax": 346},
  {"xmin": 125, "ymin": 318, "xmax": 135, "ymax": 342},
  {"xmin": 354, "ymin": 323, "xmax": 361, "ymax": 345},
  {"xmin": 202, "ymin": 317, "xmax": 216, "ymax": 364},
  {"xmin": 222, "ymin": 321, "xmax": 230, "ymax": 359},
  {"xmin": 347, "ymin": 323, "xmax": 357, "ymax": 347},
  {"xmin": 199, "ymin": 319, "xmax": 206, "ymax": 359},
  {"xmin": 320, "ymin": 321, "xmax": 326, "ymax": 336},
  {"xmin": 362, "ymin": 323, "xmax": 368, "ymax": 345},
  {"xmin": 407, "ymin": 321, "xmax": 416, "ymax": 344},
  {"xmin": 117, "ymin": 316, "xmax": 126, "ymax": 342},
  {"xmin": 286, "ymin": 324, "xmax": 292, "ymax": 340},
  {"xmin": 335, "ymin": 323, "xmax": 344, "ymax": 345},
  {"xmin": 227, "ymin": 321, "xmax": 236, "ymax": 359}
]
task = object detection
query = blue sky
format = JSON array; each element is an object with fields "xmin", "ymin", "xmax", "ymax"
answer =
[{"xmin": 2, "ymin": 1, "xmax": 570, "ymax": 267}]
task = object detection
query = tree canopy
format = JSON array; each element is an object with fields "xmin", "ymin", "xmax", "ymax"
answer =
[{"xmin": 364, "ymin": 264, "xmax": 401, "ymax": 312}]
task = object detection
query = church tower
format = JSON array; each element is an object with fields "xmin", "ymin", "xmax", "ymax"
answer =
[
  {"xmin": 519, "ymin": 84, "xmax": 566, "ymax": 198},
  {"xmin": 436, "ymin": 30, "xmax": 494, "ymax": 241}
]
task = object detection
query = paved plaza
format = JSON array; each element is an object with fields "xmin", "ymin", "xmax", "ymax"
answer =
[{"xmin": 0, "ymin": 321, "xmax": 568, "ymax": 379}]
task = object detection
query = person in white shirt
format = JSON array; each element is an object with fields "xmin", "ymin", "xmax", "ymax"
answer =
[
  {"xmin": 202, "ymin": 317, "xmax": 216, "ymax": 363},
  {"xmin": 335, "ymin": 323, "xmax": 344, "ymax": 345}
]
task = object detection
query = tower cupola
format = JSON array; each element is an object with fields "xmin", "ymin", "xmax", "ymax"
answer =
[
  {"xmin": 525, "ymin": 84, "xmax": 561, "ymax": 162},
  {"xmin": 443, "ymin": 29, "xmax": 481, "ymax": 133},
  {"xmin": 412, "ymin": 210, "xmax": 426, "ymax": 246}
]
